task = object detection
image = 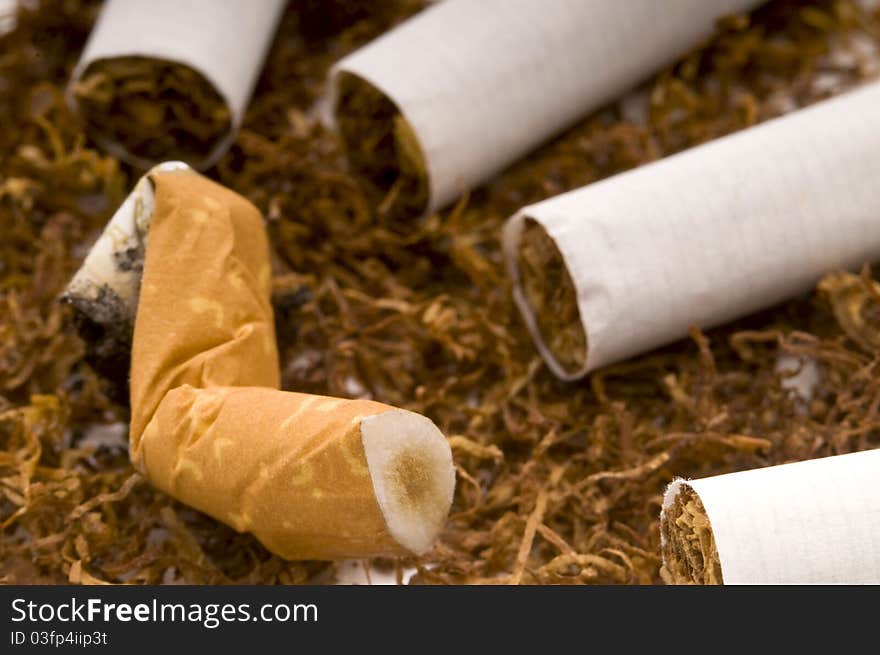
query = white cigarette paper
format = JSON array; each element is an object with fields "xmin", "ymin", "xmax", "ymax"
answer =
[
  {"xmin": 327, "ymin": 0, "xmax": 761, "ymax": 212},
  {"xmin": 661, "ymin": 449, "xmax": 880, "ymax": 584},
  {"xmin": 69, "ymin": 0, "xmax": 285, "ymax": 169},
  {"xmin": 503, "ymin": 81, "xmax": 880, "ymax": 380}
]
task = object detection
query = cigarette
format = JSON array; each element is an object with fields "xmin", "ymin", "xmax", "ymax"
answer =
[
  {"xmin": 503, "ymin": 80, "xmax": 880, "ymax": 380},
  {"xmin": 126, "ymin": 168, "xmax": 455, "ymax": 560},
  {"xmin": 68, "ymin": 0, "xmax": 285, "ymax": 169},
  {"xmin": 326, "ymin": 0, "xmax": 761, "ymax": 212},
  {"xmin": 660, "ymin": 449, "xmax": 880, "ymax": 584}
]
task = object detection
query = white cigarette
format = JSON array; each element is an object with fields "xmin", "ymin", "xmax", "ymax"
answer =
[
  {"xmin": 326, "ymin": 0, "xmax": 761, "ymax": 212},
  {"xmin": 661, "ymin": 449, "xmax": 880, "ymax": 584},
  {"xmin": 68, "ymin": 0, "xmax": 285, "ymax": 169},
  {"xmin": 503, "ymin": 80, "xmax": 880, "ymax": 380}
]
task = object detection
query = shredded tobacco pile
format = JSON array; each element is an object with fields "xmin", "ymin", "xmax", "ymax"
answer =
[
  {"xmin": 72, "ymin": 57, "xmax": 232, "ymax": 167},
  {"xmin": 2, "ymin": 0, "xmax": 880, "ymax": 584}
]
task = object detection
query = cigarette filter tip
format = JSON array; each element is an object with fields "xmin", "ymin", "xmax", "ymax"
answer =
[{"xmin": 361, "ymin": 409, "xmax": 455, "ymax": 555}]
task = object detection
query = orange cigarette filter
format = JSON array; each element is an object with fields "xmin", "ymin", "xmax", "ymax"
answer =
[{"xmin": 128, "ymin": 169, "xmax": 455, "ymax": 560}]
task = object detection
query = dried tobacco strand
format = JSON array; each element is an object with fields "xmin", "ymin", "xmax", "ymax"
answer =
[
  {"xmin": 128, "ymin": 169, "xmax": 455, "ymax": 560},
  {"xmin": 660, "ymin": 449, "xmax": 880, "ymax": 584},
  {"xmin": 504, "ymin": 80, "xmax": 880, "ymax": 381},
  {"xmin": 333, "ymin": 72, "xmax": 428, "ymax": 217},
  {"xmin": 327, "ymin": 0, "xmax": 762, "ymax": 211},
  {"xmin": 72, "ymin": 58, "xmax": 232, "ymax": 167}
]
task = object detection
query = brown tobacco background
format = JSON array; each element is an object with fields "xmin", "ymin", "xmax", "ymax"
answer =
[{"xmin": 1, "ymin": 0, "xmax": 879, "ymax": 584}]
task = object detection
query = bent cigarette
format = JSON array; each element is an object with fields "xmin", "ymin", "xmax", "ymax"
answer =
[
  {"xmin": 503, "ymin": 81, "xmax": 880, "ymax": 380},
  {"xmin": 127, "ymin": 169, "xmax": 455, "ymax": 560},
  {"xmin": 68, "ymin": 0, "xmax": 285, "ymax": 169},
  {"xmin": 660, "ymin": 449, "xmax": 880, "ymax": 584},
  {"xmin": 326, "ymin": 0, "xmax": 761, "ymax": 212}
]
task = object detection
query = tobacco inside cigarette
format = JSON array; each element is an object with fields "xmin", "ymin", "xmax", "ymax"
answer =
[
  {"xmin": 659, "ymin": 484, "xmax": 723, "ymax": 585},
  {"xmin": 72, "ymin": 57, "xmax": 231, "ymax": 167},
  {"xmin": 334, "ymin": 72, "xmax": 428, "ymax": 214},
  {"xmin": 127, "ymin": 168, "xmax": 454, "ymax": 560},
  {"xmin": 819, "ymin": 271, "xmax": 880, "ymax": 352},
  {"xmin": 660, "ymin": 449, "xmax": 880, "ymax": 584},
  {"xmin": 516, "ymin": 219, "xmax": 587, "ymax": 375},
  {"xmin": 61, "ymin": 161, "xmax": 188, "ymax": 389}
]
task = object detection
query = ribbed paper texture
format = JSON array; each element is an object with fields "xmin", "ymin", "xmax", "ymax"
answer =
[
  {"xmin": 663, "ymin": 449, "xmax": 880, "ymax": 584},
  {"xmin": 328, "ymin": 0, "xmax": 760, "ymax": 211},
  {"xmin": 504, "ymin": 81, "xmax": 880, "ymax": 380},
  {"xmin": 69, "ymin": 0, "xmax": 285, "ymax": 169}
]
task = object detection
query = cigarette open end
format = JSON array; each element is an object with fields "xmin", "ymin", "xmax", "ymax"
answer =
[
  {"xmin": 71, "ymin": 56, "xmax": 231, "ymax": 168},
  {"xmin": 517, "ymin": 218, "xmax": 588, "ymax": 375},
  {"xmin": 660, "ymin": 483, "xmax": 723, "ymax": 585},
  {"xmin": 334, "ymin": 72, "xmax": 429, "ymax": 215},
  {"xmin": 360, "ymin": 410, "xmax": 455, "ymax": 555}
]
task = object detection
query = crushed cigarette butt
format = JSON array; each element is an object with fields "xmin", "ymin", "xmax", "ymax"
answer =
[{"xmin": 127, "ymin": 168, "xmax": 455, "ymax": 560}]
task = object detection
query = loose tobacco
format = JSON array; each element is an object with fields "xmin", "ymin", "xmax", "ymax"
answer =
[
  {"xmin": 333, "ymin": 71, "xmax": 429, "ymax": 218},
  {"xmin": 2, "ymin": 0, "xmax": 879, "ymax": 584}
]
